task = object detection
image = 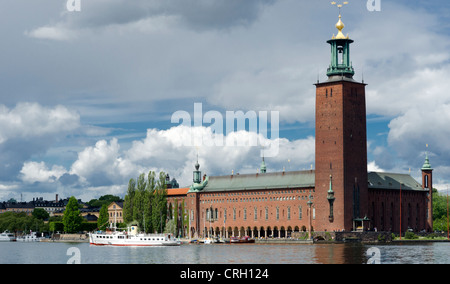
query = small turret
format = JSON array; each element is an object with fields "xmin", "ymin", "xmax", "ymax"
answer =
[{"xmin": 260, "ymin": 157, "xmax": 267, "ymax": 174}]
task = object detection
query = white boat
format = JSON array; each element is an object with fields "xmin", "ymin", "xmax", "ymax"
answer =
[
  {"xmin": 16, "ymin": 231, "xmax": 41, "ymax": 242},
  {"xmin": 89, "ymin": 225, "xmax": 180, "ymax": 247},
  {"xmin": 0, "ymin": 231, "xmax": 16, "ymax": 242}
]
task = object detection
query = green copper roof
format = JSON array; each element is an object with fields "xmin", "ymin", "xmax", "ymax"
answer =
[
  {"xmin": 201, "ymin": 170, "xmax": 315, "ymax": 193},
  {"xmin": 260, "ymin": 158, "xmax": 267, "ymax": 174},
  {"xmin": 367, "ymin": 172, "xmax": 424, "ymax": 191},
  {"xmin": 189, "ymin": 170, "xmax": 424, "ymax": 193},
  {"xmin": 422, "ymin": 153, "xmax": 433, "ymax": 171}
]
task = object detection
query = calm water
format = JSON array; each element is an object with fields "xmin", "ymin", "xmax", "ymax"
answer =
[{"xmin": 0, "ymin": 241, "xmax": 449, "ymax": 264}]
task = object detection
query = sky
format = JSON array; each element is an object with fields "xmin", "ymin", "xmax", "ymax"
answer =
[{"xmin": 0, "ymin": 0, "xmax": 449, "ymax": 202}]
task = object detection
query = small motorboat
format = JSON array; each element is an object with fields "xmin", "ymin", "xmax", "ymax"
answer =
[
  {"xmin": 0, "ymin": 231, "xmax": 16, "ymax": 242},
  {"xmin": 230, "ymin": 236, "xmax": 255, "ymax": 244}
]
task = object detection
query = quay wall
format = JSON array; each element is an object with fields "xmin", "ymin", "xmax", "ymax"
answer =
[{"xmin": 42, "ymin": 233, "xmax": 89, "ymax": 242}]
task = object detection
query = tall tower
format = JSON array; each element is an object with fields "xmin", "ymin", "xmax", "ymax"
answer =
[
  {"xmin": 314, "ymin": 7, "xmax": 368, "ymax": 231},
  {"xmin": 421, "ymin": 148, "xmax": 433, "ymax": 232}
]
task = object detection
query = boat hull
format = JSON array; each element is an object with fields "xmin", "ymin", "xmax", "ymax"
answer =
[
  {"xmin": 89, "ymin": 233, "xmax": 180, "ymax": 247},
  {"xmin": 230, "ymin": 237, "xmax": 255, "ymax": 244}
]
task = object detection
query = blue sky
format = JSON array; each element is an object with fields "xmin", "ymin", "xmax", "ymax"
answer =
[{"xmin": 0, "ymin": 0, "xmax": 449, "ymax": 201}]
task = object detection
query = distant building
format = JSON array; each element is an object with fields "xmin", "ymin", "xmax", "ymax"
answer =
[
  {"xmin": 32, "ymin": 195, "xmax": 65, "ymax": 216},
  {"xmin": 108, "ymin": 202, "xmax": 124, "ymax": 225},
  {"xmin": 0, "ymin": 202, "xmax": 35, "ymax": 215}
]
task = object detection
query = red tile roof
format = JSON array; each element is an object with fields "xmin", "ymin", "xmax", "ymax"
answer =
[{"xmin": 167, "ymin": 187, "xmax": 189, "ymax": 196}]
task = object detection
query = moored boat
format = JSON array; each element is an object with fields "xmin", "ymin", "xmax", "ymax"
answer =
[
  {"xmin": 230, "ymin": 236, "xmax": 255, "ymax": 244},
  {"xmin": 89, "ymin": 225, "xmax": 180, "ymax": 247},
  {"xmin": 16, "ymin": 231, "xmax": 42, "ymax": 242},
  {"xmin": 0, "ymin": 231, "xmax": 16, "ymax": 242}
]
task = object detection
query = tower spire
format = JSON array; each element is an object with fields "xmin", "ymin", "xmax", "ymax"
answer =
[
  {"xmin": 327, "ymin": 1, "xmax": 354, "ymax": 78},
  {"xmin": 260, "ymin": 146, "xmax": 267, "ymax": 174},
  {"xmin": 422, "ymin": 144, "xmax": 433, "ymax": 171}
]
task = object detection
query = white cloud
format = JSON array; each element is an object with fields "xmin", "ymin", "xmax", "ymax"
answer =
[
  {"xmin": 25, "ymin": 25, "xmax": 76, "ymax": 41},
  {"xmin": 20, "ymin": 161, "xmax": 67, "ymax": 184},
  {"xmin": 0, "ymin": 102, "xmax": 80, "ymax": 143},
  {"xmin": 70, "ymin": 138, "xmax": 133, "ymax": 186},
  {"xmin": 20, "ymin": 125, "xmax": 314, "ymax": 199},
  {"xmin": 0, "ymin": 102, "xmax": 81, "ymax": 182},
  {"xmin": 367, "ymin": 161, "xmax": 384, "ymax": 173}
]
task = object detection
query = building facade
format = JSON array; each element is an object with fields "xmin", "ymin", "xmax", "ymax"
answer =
[{"xmin": 183, "ymin": 12, "xmax": 432, "ymax": 239}]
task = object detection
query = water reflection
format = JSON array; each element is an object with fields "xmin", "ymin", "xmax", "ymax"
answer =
[
  {"xmin": 1, "ymin": 241, "xmax": 450, "ymax": 264},
  {"xmin": 313, "ymin": 243, "xmax": 367, "ymax": 264}
]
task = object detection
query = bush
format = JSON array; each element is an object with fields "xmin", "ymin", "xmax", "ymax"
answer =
[
  {"xmin": 49, "ymin": 222, "xmax": 64, "ymax": 232},
  {"xmin": 404, "ymin": 231, "xmax": 418, "ymax": 240}
]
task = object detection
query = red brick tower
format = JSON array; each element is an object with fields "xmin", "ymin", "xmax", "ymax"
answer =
[
  {"xmin": 314, "ymin": 11, "xmax": 368, "ymax": 231},
  {"xmin": 421, "ymin": 149, "xmax": 433, "ymax": 232}
]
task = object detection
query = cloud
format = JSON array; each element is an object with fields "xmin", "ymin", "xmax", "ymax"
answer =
[
  {"xmin": 70, "ymin": 138, "xmax": 132, "ymax": 187},
  {"xmin": 26, "ymin": 0, "xmax": 276, "ymax": 41},
  {"xmin": 20, "ymin": 161, "xmax": 67, "ymax": 184},
  {"xmin": 367, "ymin": 161, "xmax": 384, "ymax": 173},
  {"xmin": 0, "ymin": 102, "xmax": 80, "ymax": 143},
  {"xmin": 211, "ymin": 68, "xmax": 315, "ymax": 123},
  {"xmin": 25, "ymin": 25, "xmax": 76, "ymax": 41},
  {"xmin": 15, "ymin": 124, "xmax": 315, "ymax": 199},
  {"xmin": 0, "ymin": 103, "xmax": 80, "ymax": 181}
]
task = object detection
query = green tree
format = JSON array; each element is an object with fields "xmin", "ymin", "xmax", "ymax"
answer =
[
  {"xmin": 133, "ymin": 173, "xmax": 147, "ymax": 230},
  {"xmin": 97, "ymin": 204, "xmax": 109, "ymax": 230},
  {"xmin": 152, "ymin": 171, "xmax": 168, "ymax": 233},
  {"xmin": 0, "ymin": 212, "xmax": 46, "ymax": 233},
  {"xmin": 164, "ymin": 219, "xmax": 177, "ymax": 235},
  {"xmin": 63, "ymin": 196, "xmax": 83, "ymax": 233},
  {"xmin": 124, "ymin": 178, "xmax": 136, "ymax": 224},
  {"xmin": 88, "ymin": 195, "xmax": 123, "ymax": 208},
  {"xmin": 144, "ymin": 171, "xmax": 156, "ymax": 233},
  {"xmin": 123, "ymin": 170, "xmax": 169, "ymax": 234},
  {"xmin": 32, "ymin": 208, "xmax": 49, "ymax": 220}
]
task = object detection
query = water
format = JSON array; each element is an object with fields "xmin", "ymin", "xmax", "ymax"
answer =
[{"xmin": 1, "ymin": 241, "xmax": 449, "ymax": 264}]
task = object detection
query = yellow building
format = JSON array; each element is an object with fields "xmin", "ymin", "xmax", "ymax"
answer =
[{"xmin": 108, "ymin": 202, "xmax": 124, "ymax": 224}]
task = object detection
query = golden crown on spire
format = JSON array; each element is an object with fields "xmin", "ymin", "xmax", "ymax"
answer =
[{"xmin": 331, "ymin": 1, "xmax": 349, "ymax": 40}]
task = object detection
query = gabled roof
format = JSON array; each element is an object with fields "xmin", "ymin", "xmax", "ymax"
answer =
[
  {"xmin": 367, "ymin": 172, "xmax": 424, "ymax": 191},
  {"xmin": 202, "ymin": 170, "xmax": 315, "ymax": 193},
  {"xmin": 108, "ymin": 201, "xmax": 123, "ymax": 209}
]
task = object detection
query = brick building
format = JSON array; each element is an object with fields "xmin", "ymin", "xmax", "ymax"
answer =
[{"xmin": 183, "ymin": 12, "xmax": 432, "ymax": 239}]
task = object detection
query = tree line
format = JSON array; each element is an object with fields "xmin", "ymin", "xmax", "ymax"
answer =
[{"xmin": 123, "ymin": 171, "xmax": 168, "ymax": 234}]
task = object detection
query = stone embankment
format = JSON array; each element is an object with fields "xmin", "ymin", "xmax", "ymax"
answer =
[{"xmin": 41, "ymin": 233, "xmax": 89, "ymax": 243}]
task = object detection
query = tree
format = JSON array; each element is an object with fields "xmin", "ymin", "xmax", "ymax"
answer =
[
  {"xmin": 123, "ymin": 178, "xmax": 136, "ymax": 224},
  {"xmin": 97, "ymin": 204, "xmax": 109, "ymax": 230},
  {"xmin": 63, "ymin": 196, "xmax": 83, "ymax": 233},
  {"xmin": 165, "ymin": 219, "xmax": 177, "ymax": 235},
  {"xmin": 133, "ymin": 173, "xmax": 147, "ymax": 230},
  {"xmin": 152, "ymin": 172, "xmax": 168, "ymax": 233},
  {"xmin": 32, "ymin": 208, "xmax": 49, "ymax": 220},
  {"xmin": 123, "ymin": 170, "xmax": 169, "ymax": 233},
  {"xmin": 87, "ymin": 195, "xmax": 123, "ymax": 208},
  {"xmin": 144, "ymin": 171, "xmax": 156, "ymax": 233}
]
